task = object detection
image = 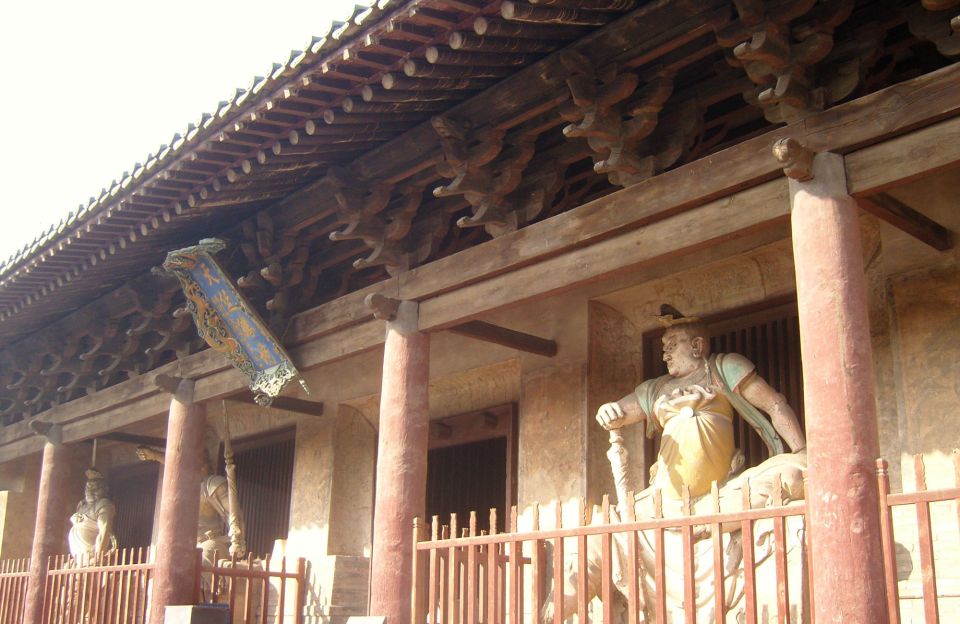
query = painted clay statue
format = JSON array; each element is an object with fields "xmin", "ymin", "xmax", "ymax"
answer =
[
  {"xmin": 548, "ymin": 306, "xmax": 809, "ymax": 622},
  {"xmin": 68, "ymin": 468, "xmax": 117, "ymax": 565},
  {"xmin": 136, "ymin": 440, "xmax": 246, "ymax": 565}
]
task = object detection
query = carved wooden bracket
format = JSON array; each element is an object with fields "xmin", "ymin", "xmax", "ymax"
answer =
[
  {"xmin": 0, "ymin": 270, "xmax": 207, "ymax": 424},
  {"xmin": 431, "ymin": 115, "xmax": 558, "ymax": 237},
  {"xmin": 28, "ymin": 420, "xmax": 62, "ymax": 445},
  {"xmin": 365, "ymin": 293, "xmax": 402, "ymax": 321},
  {"xmin": 557, "ymin": 51, "xmax": 698, "ymax": 187},
  {"xmin": 324, "ymin": 167, "xmax": 431, "ymax": 275},
  {"xmin": 908, "ymin": 1, "xmax": 960, "ymax": 57},
  {"xmin": 772, "ymin": 137, "xmax": 815, "ymax": 181},
  {"xmin": 155, "ymin": 374, "xmax": 195, "ymax": 403},
  {"xmin": 713, "ymin": 0, "xmax": 855, "ymax": 123},
  {"xmin": 235, "ymin": 211, "xmax": 325, "ymax": 332}
]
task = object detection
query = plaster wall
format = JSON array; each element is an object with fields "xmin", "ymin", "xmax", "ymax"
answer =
[{"xmin": 0, "ymin": 453, "xmax": 41, "ymax": 559}]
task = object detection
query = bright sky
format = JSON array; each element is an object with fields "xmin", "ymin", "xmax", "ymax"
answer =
[{"xmin": 0, "ymin": 0, "xmax": 362, "ymax": 262}]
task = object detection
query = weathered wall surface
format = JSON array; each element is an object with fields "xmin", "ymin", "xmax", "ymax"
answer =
[
  {"xmin": 0, "ymin": 453, "xmax": 41, "ymax": 559},
  {"xmin": 518, "ymin": 363, "xmax": 587, "ymax": 529},
  {"xmin": 586, "ymin": 301, "xmax": 644, "ymax": 508},
  {"xmin": 884, "ymin": 264, "xmax": 960, "ymax": 619}
]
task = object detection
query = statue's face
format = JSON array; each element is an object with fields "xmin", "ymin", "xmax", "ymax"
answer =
[
  {"xmin": 662, "ymin": 328, "xmax": 704, "ymax": 377},
  {"xmin": 84, "ymin": 480, "xmax": 105, "ymax": 503}
]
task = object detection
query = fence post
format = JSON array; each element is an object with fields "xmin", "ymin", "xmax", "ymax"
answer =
[
  {"xmin": 295, "ymin": 558, "xmax": 307, "ymax": 624},
  {"xmin": 876, "ymin": 459, "xmax": 901, "ymax": 624},
  {"xmin": 412, "ymin": 518, "xmax": 427, "ymax": 624}
]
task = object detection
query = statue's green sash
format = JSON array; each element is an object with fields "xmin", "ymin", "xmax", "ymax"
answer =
[{"xmin": 707, "ymin": 353, "xmax": 786, "ymax": 456}]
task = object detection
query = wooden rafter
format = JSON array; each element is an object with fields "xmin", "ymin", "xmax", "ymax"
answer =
[
  {"xmin": 226, "ymin": 392, "xmax": 325, "ymax": 418},
  {"xmin": 447, "ymin": 320, "xmax": 558, "ymax": 357},
  {"xmin": 858, "ymin": 194, "xmax": 953, "ymax": 251}
]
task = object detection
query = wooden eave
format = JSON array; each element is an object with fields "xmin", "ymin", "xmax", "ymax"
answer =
[
  {"xmin": 0, "ymin": 0, "xmax": 956, "ymax": 426},
  {"xmin": 1, "ymin": 61, "xmax": 957, "ymax": 461},
  {"xmin": 0, "ymin": 0, "xmax": 640, "ymax": 343}
]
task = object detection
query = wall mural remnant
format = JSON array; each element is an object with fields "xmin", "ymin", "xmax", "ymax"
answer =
[{"xmin": 155, "ymin": 238, "xmax": 308, "ymax": 406}]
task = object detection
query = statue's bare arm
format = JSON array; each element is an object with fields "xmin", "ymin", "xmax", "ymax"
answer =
[
  {"xmin": 738, "ymin": 374, "xmax": 806, "ymax": 452},
  {"xmin": 596, "ymin": 392, "xmax": 645, "ymax": 430},
  {"xmin": 136, "ymin": 446, "xmax": 165, "ymax": 464}
]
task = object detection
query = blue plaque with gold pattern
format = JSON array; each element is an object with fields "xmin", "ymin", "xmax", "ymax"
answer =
[{"xmin": 157, "ymin": 238, "xmax": 307, "ymax": 405}]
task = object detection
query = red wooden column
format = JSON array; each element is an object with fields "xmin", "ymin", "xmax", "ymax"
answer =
[
  {"xmin": 367, "ymin": 296, "xmax": 430, "ymax": 624},
  {"xmin": 24, "ymin": 438, "xmax": 84, "ymax": 624},
  {"xmin": 781, "ymin": 144, "xmax": 887, "ymax": 622},
  {"xmin": 149, "ymin": 377, "xmax": 206, "ymax": 624}
]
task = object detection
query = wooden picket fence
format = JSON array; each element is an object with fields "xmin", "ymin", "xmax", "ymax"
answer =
[
  {"xmin": 0, "ymin": 557, "xmax": 29, "ymax": 624},
  {"xmin": 412, "ymin": 453, "xmax": 960, "ymax": 624},
  {"xmin": 42, "ymin": 547, "xmax": 153, "ymax": 624},
  {"xmin": 202, "ymin": 551, "xmax": 308, "ymax": 624},
  {"xmin": 878, "ymin": 453, "xmax": 960, "ymax": 624},
  {"xmin": 21, "ymin": 546, "xmax": 307, "ymax": 624}
]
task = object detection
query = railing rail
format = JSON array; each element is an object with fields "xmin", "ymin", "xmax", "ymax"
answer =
[{"xmin": 0, "ymin": 557, "xmax": 29, "ymax": 624}]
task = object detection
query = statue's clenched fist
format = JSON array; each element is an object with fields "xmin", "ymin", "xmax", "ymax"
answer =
[{"xmin": 596, "ymin": 402, "xmax": 627, "ymax": 430}]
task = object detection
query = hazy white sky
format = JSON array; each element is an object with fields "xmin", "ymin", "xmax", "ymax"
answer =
[{"xmin": 0, "ymin": 0, "xmax": 361, "ymax": 262}]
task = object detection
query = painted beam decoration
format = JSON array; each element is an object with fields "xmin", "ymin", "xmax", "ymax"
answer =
[{"xmin": 156, "ymin": 238, "xmax": 308, "ymax": 405}]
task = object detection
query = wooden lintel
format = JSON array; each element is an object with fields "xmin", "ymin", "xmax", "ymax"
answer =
[
  {"xmin": 447, "ymin": 320, "xmax": 557, "ymax": 357},
  {"xmin": 858, "ymin": 194, "xmax": 954, "ymax": 252},
  {"xmin": 227, "ymin": 392, "xmax": 325, "ymax": 418},
  {"xmin": 98, "ymin": 432, "xmax": 167, "ymax": 448}
]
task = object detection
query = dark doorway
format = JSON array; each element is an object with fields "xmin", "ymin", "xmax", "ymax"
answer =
[
  {"xmin": 109, "ymin": 461, "xmax": 160, "ymax": 549},
  {"xmin": 424, "ymin": 404, "xmax": 517, "ymax": 534},
  {"xmin": 220, "ymin": 428, "xmax": 296, "ymax": 557}
]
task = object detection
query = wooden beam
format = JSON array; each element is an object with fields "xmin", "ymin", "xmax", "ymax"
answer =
[
  {"xmin": 857, "ymin": 194, "xmax": 953, "ymax": 251},
  {"xmin": 845, "ymin": 113, "xmax": 960, "ymax": 196},
  {"xmin": 98, "ymin": 432, "xmax": 167, "ymax": 448},
  {"xmin": 418, "ymin": 179, "xmax": 791, "ymax": 330},
  {"xmin": 227, "ymin": 392, "xmax": 325, "ymax": 418},
  {"xmin": 447, "ymin": 320, "xmax": 558, "ymax": 357}
]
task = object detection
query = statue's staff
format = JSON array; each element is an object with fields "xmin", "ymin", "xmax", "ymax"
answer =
[
  {"xmin": 607, "ymin": 429, "xmax": 636, "ymax": 515},
  {"xmin": 221, "ymin": 401, "xmax": 246, "ymax": 557}
]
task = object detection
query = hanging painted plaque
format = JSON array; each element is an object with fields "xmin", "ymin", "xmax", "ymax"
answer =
[{"xmin": 156, "ymin": 238, "xmax": 308, "ymax": 405}]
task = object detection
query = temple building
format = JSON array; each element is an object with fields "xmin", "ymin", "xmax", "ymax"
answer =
[{"xmin": 0, "ymin": 0, "xmax": 957, "ymax": 622}]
